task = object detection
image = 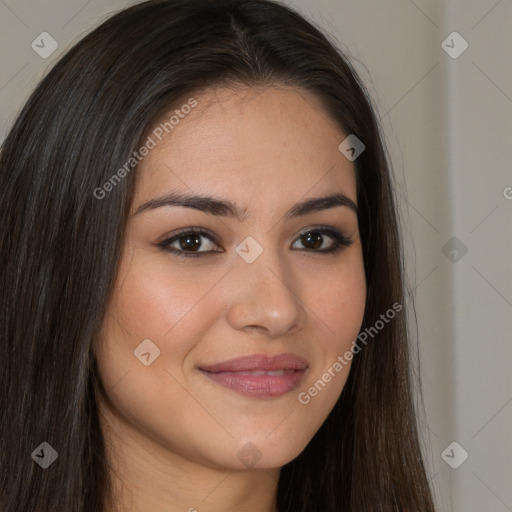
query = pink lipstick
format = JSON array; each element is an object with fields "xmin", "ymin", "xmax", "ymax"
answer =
[{"xmin": 198, "ymin": 353, "xmax": 308, "ymax": 398}]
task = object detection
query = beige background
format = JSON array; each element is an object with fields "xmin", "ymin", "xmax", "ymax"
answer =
[{"xmin": 1, "ymin": 1, "xmax": 511, "ymax": 510}]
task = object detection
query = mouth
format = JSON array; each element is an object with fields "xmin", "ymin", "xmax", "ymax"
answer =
[{"xmin": 198, "ymin": 353, "xmax": 309, "ymax": 398}]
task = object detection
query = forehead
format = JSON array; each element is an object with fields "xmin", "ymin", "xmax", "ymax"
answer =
[{"xmin": 134, "ymin": 85, "xmax": 357, "ymax": 209}]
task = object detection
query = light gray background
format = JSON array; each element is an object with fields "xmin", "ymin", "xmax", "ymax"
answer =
[{"xmin": 1, "ymin": 1, "xmax": 511, "ymax": 510}]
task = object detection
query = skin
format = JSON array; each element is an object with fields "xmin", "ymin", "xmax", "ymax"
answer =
[{"xmin": 96, "ymin": 85, "xmax": 367, "ymax": 512}]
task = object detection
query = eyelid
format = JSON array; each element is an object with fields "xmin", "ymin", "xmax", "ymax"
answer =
[
  {"xmin": 296, "ymin": 225, "xmax": 347, "ymax": 239},
  {"xmin": 292, "ymin": 225, "xmax": 353, "ymax": 249},
  {"xmin": 158, "ymin": 225, "xmax": 353, "ymax": 258},
  {"xmin": 157, "ymin": 227, "xmax": 223, "ymax": 257},
  {"xmin": 159, "ymin": 226, "xmax": 219, "ymax": 245}
]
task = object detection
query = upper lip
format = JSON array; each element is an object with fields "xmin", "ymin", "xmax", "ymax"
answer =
[{"xmin": 199, "ymin": 353, "xmax": 309, "ymax": 373}]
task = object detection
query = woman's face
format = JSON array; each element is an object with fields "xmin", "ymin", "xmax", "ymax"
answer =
[{"xmin": 96, "ymin": 85, "xmax": 366, "ymax": 471}]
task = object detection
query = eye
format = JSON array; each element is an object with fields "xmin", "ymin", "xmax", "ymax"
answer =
[
  {"xmin": 158, "ymin": 226, "xmax": 353, "ymax": 259},
  {"xmin": 291, "ymin": 227, "xmax": 353, "ymax": 254},
  {"xmin": 158, "ymin": 228, "xmax": 222, "ymax": 258}
]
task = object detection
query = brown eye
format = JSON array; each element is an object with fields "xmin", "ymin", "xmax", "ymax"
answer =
[
  {"xmin": 177, "ymin": 234, "xmax": 202, "ymax": 252},
  {"xmin": 300, "ymin": 231, "xmax": 323, "ymax": 250},
  {"xmin": 159, "ymin": 229, "xmax": 221, "ymax": 258},
  {"xmin": 292, "ymin": 227, "xmax": 353, "ymax": 254}
]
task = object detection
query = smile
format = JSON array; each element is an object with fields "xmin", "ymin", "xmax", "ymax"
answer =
[{"xmin": 198, "ymin": 353, "xmax": 309, "ymax": 398}]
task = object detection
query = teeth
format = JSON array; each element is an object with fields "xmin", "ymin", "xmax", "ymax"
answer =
[{"xmin": 237, "ymin": 370, "xmax": 293, "ymax": 376}]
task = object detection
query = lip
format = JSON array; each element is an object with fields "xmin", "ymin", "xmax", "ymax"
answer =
[{"xmin": 198, "ymin": 353, "xmax": 309, "ymax": 398}]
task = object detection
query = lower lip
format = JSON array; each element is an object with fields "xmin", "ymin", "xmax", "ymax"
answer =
[{"xmin": 199, "ymin": 369, "xmax": 307, "ymax": 398}]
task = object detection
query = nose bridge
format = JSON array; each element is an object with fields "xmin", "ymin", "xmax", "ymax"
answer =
[{"xmin": 225, "ymin": 238, "xmax": 305, "ymax": 336}]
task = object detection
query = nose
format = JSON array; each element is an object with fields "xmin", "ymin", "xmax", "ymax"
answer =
[{"xmin": 224, "ymin": 245, "xmax": 306, "ymax": 338}]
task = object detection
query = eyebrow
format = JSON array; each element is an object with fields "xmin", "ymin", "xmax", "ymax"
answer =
[{"xmin": 134, "ymin": 191, "xmax": 358, "ymax": 220}]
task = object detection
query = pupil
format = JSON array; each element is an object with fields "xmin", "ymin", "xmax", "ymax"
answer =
[
  {"xmin": 303, "ymin": 232, "xmax": 322, "ymax": 249},
  {"xmin": 180, "ymin": 234, "xmax": 201, "ymax": 251}
]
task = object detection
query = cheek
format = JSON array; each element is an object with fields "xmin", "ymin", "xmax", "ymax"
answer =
[
  {"xmin": 305, "ymin": 252, "xmax": 366, "ymax": 348},
  {"xmin": 95, "ymin": 248, "xmax": 227, "ymax": 392},
  {"xmin": 316, "ymin": 275, "xmax": 366, "ymax": 337},
  {"xmin": 107, "ymin": 250, "xmax": 225, "ymax": 338},
  {"xmin": 95, "ymin": 250, "xmax": 235, "ymax": 465},
  {"xmin": 297, "ymin": 252, "xmax": 366, "ymax": 401}
]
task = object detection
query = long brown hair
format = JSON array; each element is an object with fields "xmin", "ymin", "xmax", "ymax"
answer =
[{"xmin": 0, "ymin": 0, "xmax": 435, "ymax": 510}]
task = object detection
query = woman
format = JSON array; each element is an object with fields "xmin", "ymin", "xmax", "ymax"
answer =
[{"xmin": 0, "ymin": 0, "xmax": 436, "ymax": 510}]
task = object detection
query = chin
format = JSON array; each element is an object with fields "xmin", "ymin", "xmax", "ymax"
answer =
[{"xmin": 188, "ymin": 433, "xmax": 307, "ymax": 472}]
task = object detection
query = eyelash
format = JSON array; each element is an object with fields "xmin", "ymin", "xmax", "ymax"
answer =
[{"xmin": 158, "ymin": 226, "xmax": 353, "ymax": 259}]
